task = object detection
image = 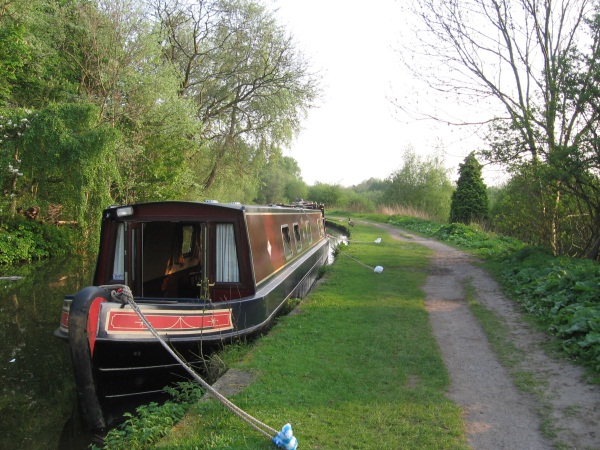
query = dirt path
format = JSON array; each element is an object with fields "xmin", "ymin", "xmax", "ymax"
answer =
[{"xmin": 376, "ymin": 223, "xmax": 600, "ymax": 450}]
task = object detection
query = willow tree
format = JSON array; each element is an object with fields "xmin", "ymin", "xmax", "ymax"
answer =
[
  {"xmin": 155, "ymin": 0, "xmax": 320, "ymax": 192},
  {"xmin": 58, "ymin": 0, "xmax": 203, "ymax": 204},
  {"xmin": 20, "ymin": 103, "xmax": 120, "ymax": 239},
  {"xmin": 0, "ymin": 10, "xmax": 29, "ymax": 104},
  {"xmin": 0, "ymin": 0, "xmax": 82, "ymax": 107},
  {"xmin": 400, "ymin": 0, "xmax": 600, "ymax": 258}
]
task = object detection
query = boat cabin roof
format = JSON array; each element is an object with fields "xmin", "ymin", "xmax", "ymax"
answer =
[
  {"xmin": 103, "ymin": 201, "xmax": 322, "ymax": 221},
  {"xmin": 95, "ymin": 200, "xmax": 325, "ymax": 301}
]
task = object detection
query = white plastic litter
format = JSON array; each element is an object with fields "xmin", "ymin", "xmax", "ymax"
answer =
[
  {"xmin": 374, "ymin": 238, "xmax": 381, "ymax": 243},
  {"xmin": 273, "ymin": 423, "xmax": 298, "ymax": 450},
  {"xmin": 374, "ymin": 266, "xmax": 384, "ymax": 273}
]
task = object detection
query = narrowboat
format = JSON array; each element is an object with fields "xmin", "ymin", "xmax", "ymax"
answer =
[{"xmin": 55, "ymin": 200, "xmax": 328, "ymax": 429}]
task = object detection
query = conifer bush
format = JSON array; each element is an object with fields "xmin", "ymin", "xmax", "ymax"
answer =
[{"xmin": 449, "ymin": 153, "xmax": 489, "ymax": 224}]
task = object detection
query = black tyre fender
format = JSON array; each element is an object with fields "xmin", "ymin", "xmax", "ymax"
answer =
[{"xmin": 68, "ymin": 286, "xmax": 111, "ymax": 430}]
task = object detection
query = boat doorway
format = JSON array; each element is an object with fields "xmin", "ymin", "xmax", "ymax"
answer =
[
  {"xmin": 140, "ymin": 222, "xmax": 205, "ymax": 299},
  {"xmin": 112, "ymin": 221, "xmax": 207, "ymax": 299}
]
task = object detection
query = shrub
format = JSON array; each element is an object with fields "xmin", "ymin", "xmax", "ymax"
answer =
[
  {"xmin": 500, "ymin": 255, "xmax": 600, "ymax": 372},
  {"xmin": 96, "ymin": 382, "xmax": 203, "ymax": 450},
  {"xmin": 382, "ymin": 147, "xmax": 454, "ymax": 222},
  {"xmin": 0, "ymin": 219, "xmax": 75, "ymax": 264}
]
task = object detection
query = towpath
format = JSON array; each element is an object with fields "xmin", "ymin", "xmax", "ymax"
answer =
[{"xmin": 373, "ymin": 222, "xmax": 600, "ymax": 450}]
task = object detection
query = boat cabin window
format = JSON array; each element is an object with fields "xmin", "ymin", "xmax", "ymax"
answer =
[
  {"xmin": 181, "ymin": 225, "xmax": 194, "ymax": 257},
  {"xmin": 216, "ymin": 223, "xmax": 240, "ymax": 283},
  {"xmin": 113, "ymin": 223, "xmax": 125, "ymax": 281},
  {"xmin": 293, "ymin": 223, "xmax": 302, "ymax": 252},
  {"xmin": 306, "ymin": 222, "xmax": 313, "ymax": 244},
  {"xmin": 281, "ymin": 225, "xmax": 293, "ymax": 259}
]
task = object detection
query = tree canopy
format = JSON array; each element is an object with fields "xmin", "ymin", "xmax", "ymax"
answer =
[
  {"xmin": 156, "ymin": 0, "xmax": 319, "ymax": 190},
  {"xmin": 0, "ymin": 0, "xmax": 317, "ymax": 238},
  {"xmin": 382, "ymin": 147, "xmax": 453, "ymax": 222}
]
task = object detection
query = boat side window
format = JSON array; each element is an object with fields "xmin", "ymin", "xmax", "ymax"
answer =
[
  {"xmin": 281, "ymin": 225, "xmax": 293, "ymax": 259},
  {"xmin": 306, "ymin": 222, "xmax": 313, "ymax": 244},
  {"xmin": 113, "ymin": 223, "xmax": 125, "ymax": 281},
  {"xmin": 216, "ymin": 223, "xmax": 240, "ymax": 283},
  {"xmin": 293, "ymin": 223, "xmax": 302, "ymax": 252}
]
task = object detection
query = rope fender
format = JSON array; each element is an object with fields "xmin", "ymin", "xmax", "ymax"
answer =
[{"xmin": 100, "ymin": 285, "xmax": 298, "ymax": 449}]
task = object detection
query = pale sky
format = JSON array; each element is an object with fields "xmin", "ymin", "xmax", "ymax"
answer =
[{"xmin": 270, "ymin": 0, "xmax": 503, "ymax": 187}]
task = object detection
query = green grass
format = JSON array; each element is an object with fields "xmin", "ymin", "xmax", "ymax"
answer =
[{"xmin": 156, "ymin": 222, "xmax": 468, "ymax": 449}]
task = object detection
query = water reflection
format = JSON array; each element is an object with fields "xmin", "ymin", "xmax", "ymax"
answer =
[
  {"xmin": 326, "ymin": 230, "xmax": 348, "ymax": 264},
  {"xmin": 0, "ymin": 257, "xmax": 94, "ymax": 449}
]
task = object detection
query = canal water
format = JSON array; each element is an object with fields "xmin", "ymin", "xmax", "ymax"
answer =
[
  {"xmin": 0, "ymin": 230, "xmax": 342, "ymax": 449},
  {"xmin": 0, "ymin": 256, "xmax": 96, "ymax": 450}
]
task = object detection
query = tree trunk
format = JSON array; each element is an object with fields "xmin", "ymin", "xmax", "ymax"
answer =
[
  {"xmin": 586, "ymin": 209, "xmax": 600, "ymax": 261},
  {"xmin": 202, "ymin": 142, "xmax": 227, "ymax": 190},
  {"xmin": 203, "ymin": 98, "xmax": 239, "ymax": 190}
]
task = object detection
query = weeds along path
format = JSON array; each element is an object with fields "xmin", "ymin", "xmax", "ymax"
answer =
[{"xmin": 371, "ymin": 222, "xmax": 600, "ymax": 450}]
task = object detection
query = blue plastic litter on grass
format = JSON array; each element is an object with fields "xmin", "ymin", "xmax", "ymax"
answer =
[{"xmin": 273, "ymin": 423, "xmax": 298, "ymax": 450}]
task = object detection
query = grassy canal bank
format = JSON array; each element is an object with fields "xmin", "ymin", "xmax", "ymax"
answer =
[{"xmin": 153, "ymin": 221, "xmax": 468, "ymax": 449}]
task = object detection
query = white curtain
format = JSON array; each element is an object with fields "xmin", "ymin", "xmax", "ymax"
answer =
[
  {"xmin": 216, "ymin": 223, "xmax": 240, "ymax": 282},
  {"xmin": 113, "ymin": 223, "xmax": 125, "ymax": 280}
]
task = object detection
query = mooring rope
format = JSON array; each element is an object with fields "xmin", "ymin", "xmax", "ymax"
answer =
[
  {"xmin": 345, "ymin": 238, "xmax": 382, "ymax": 244},
  {"xmin": 326, "ymin": 236, "xmax": 384, "ymax": 273},
  {"xmin": 100, "ymin": 285, "xmax": 280, "ymax": 442},
  {"xmin": 326, "ymin": 235, "xmax": 382, "ymax": 245},
  {"xmin": 334, "ymin": 246, "xmax": 378, "ymax": 271}
]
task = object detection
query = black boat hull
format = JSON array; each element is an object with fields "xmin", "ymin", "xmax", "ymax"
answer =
[{"xmin": 61, "ymin": 239, "xmax": 328, "ymax": 429}]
